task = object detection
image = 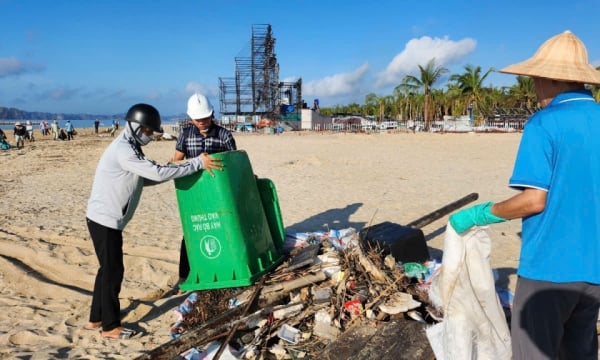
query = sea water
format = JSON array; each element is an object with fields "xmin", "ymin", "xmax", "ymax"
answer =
[{"xmin": 0, "ymin": 119, "xmax": 180, "ymax": 131}]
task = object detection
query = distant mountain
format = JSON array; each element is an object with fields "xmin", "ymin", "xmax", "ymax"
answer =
[
  {"xmin": 0, "ymin": 106, "xmax": 120, "ymax": 121},
  {"xmin": 0, "ymin": 106, "xmax": 184, "ymax": 122}
]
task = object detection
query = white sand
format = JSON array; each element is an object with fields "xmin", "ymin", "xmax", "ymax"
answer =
[{"xmin": 0, "ymin": 129, "xmax": 524, "ymax": 359}]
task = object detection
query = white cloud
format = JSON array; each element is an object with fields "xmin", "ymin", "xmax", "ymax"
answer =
[
  {"xmin": 0, "ymin": 57, "xmax": 45, "ymax": 77},
  {"xmin": 0, "ymin": 57, "xmax": 26, "ymax": 77},
  {"xmin": 185, "ymin": 82, "xmax": 218, "ymax": 97},
  {"xmin": 303, "ymin": 63, "xmax": 370, "ymax": 97},
  {"xmin": 376, "ymin": 36, "xmax": 476, "ymax": 88},
  {"xmin": 41, "ymin": 86, "xmax": 79, "ymax": 101}
]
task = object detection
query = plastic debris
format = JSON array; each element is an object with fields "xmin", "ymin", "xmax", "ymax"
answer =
[
  {"xmin": 496, "ymin": 286, "xmax": 514, "ymax": 309},
  {"xmin": 171, "ymin": 292, "xmax": 199, "ymax": 339},
  {"xmin": 277, "ymin": 324, "xmax": 301, "ymax": 344},
  {"xmin": 313, "ymin": 309, "xmax": 340, "ymax": 340},
  {"xmin": 343, "ymin": 298, "xmax": 363, "ymax": 316},
  {"xmin": 378, "ymin": 292, "xmax": 421, "ymax": 315},
  {"xmin": 403, "ymin": 262, "xmax": 429, "ymax": 278}
]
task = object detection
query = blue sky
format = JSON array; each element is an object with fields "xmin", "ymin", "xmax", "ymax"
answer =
[{"xmin": 2, "ymin": 0, "xmax": 600, "ymax": 117}]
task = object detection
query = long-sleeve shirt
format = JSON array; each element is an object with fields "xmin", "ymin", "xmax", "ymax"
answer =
[
  {"xmin": 14, "ymin": 126, "xmax": 26, "ymax": 136},
  {"xmin": 175, "ymin": 122, "xmax": 237, "ymax": 157},
  {"xmin": 86, "ymin": 129, "xmax": 205, "ymax": 230}
]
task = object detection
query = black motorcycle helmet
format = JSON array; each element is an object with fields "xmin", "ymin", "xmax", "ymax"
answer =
[{"xmin": 125, "ymin": 103, "xmax": 163, "ymax": 133}]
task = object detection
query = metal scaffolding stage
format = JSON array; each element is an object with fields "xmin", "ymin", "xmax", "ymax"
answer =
[{"xmin": 218, "ymin": 24, "xmax": 302, "ymax": 123}]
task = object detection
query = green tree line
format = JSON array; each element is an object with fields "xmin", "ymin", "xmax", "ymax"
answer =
[{"xmin": 319, "ymin": 59, "xmax": 600, "ymax": 131}]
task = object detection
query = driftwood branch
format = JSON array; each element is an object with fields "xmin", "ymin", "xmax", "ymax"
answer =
[{"xmin": 258, "ymin": 271, "xmax": 327, "ymax": 306}]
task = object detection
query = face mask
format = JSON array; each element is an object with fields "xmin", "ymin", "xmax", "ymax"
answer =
[
  {"xmin": 137, "ymin": 131, "xmax": 154, "ymax": 146},
  {"xmin": 127, "ymin": 122, "xmax": 154, "ymax": 146}
]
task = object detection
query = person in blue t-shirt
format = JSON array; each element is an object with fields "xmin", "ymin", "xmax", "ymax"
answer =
[
  {"xmin": 65, "ymin": 120, "xmax": 75, "ymax": 140},
  {"xmin": 449, "ymin": 31, "xmax": 600, "ymax": 359}
]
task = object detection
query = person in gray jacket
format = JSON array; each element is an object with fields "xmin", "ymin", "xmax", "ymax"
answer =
[{"xmin": 84, "ymin": 103, "xmax": 223, "ymax": 340}]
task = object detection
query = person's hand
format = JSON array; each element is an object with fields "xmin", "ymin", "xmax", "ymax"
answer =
[
  {"xmin": 449, "ymin": 201, "xmax": 506, "ymax": 234},
  {"xmin": 200, "ymin": 153, "xmax": 223, "ymax": 176}
]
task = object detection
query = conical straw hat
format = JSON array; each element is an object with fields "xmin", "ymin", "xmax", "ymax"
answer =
[{"xmin": 500, "ymin": 31, "xmax": 600, "ymax": 85}]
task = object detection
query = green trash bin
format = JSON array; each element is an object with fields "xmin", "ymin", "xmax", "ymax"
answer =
[
  {"xmin": 174, "ymin": 150, "xmax": 284, "ymax": 291},
  {"xmin": 256, "ymin": 178, "xmax": 285, "ymax": 250}
]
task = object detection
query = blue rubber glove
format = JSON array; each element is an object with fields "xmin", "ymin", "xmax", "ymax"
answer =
[{"xmin": 449, "ymin": 201, "xmax": 506, "ymax": 234}]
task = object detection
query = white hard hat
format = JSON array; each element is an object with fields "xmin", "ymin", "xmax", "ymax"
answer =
[{"xmin": 187, "ymin": 93, "xmax": 214, "ymax": 119}]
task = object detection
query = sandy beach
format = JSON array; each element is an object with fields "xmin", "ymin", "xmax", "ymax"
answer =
[{"xmin": 0, "ymin": 128, "xmax": 524, "ymax": 359}]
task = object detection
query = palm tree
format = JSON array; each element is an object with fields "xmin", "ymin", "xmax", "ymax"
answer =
[
  {"xmin": 448, "ymin": 64, "xmax": 495, "ymax": 119},
  {"xmin": 507, "ymin": 76, "xmax": 536, "ymax": 111},
  {"xmin": 364, "ymin": 93, "xmax": 379, "ymax": 120},
  {"xmin": 378, "ymin": 95, "xmax": 395, "ymax": 122},
  {"xmin": 444, "ymin": 82, "xmax": 464, "ymax": 117},
  {"xmin": 393, "ymin": 84, "xmax": 410, "ymax": 120},
  {"xmin": 401, "ymin": 58, "xmax": 448, "ymax": 130}
]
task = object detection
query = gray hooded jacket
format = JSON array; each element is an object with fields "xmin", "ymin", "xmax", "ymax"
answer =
[{"xmin": 86, "ymin": 127, "xmax": 204, "ymax": 230}]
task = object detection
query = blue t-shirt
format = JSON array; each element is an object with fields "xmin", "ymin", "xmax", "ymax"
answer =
[{"xmin": 509, "ymin": 89, "xmax": 600, "ymax": 284}]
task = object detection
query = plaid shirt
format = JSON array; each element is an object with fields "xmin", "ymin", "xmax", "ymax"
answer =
[{"xmin": 175, "ymin": 122, "xmax": 237, "ymax": 157}]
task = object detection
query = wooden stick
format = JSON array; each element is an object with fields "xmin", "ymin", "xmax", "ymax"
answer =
[
  {"xmin": 258, "ymin": 271, "xmax": 327, "ymax": 306},
  {"xmin": 405, "ymin": 192, "xmax": 478, "ymax": 229}
]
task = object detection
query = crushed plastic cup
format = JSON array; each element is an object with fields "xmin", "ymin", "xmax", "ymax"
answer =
[{"xmin": 343, "ymin": 298, "xmax": 363, "ymax": 316}]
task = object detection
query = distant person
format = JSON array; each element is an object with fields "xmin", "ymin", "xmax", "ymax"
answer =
[
  {"xmin": 94, "ymin": 119, "xmax": 100, "ymax": 135},
  {"xmin": 0, "ymin": 128, "xmax": 9, "ymax": 150},
  {"xmin": 13, "ymin": 122, "xmax": 26, "ymax": 149},
  {"xmin": 65, "ymin": 120, "xmax": 74, "ymax": 140},
  {"xmin": 85, "ymin": 103, "xmax": 223, "ymax": 340},
  {"xmin": 171, "ymin": 93, "xmax": 237, "ymax": 292},
  {"xmin": 25, "ymin": 121, "xmax": 34, "ymax": 142},
  {"xmin": 110, "ymin": 122, "xmax": 116, "ymax": 137},
  {"xmin": 51, "ymin": 120, "xmax": 59, "ymax": 140},
  {"xmin": 44, "ymin": 121, "xmax": 50, "ymax": 136},
  {"xmin": 40, "ymin": 121, "xmax": 47, "ymax": 136},
  {"xmin": 449, "ymin": 31, "xmax": 600, "ymax": 359},
  {"xmin": 58, "ymin": 128, "xmax": 68, "ymax": 140}
]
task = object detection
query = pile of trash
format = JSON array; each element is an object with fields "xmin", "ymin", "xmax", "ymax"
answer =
[{"xmin": 139, "ymin": 228, "xmax": 468, "ymax": 360}]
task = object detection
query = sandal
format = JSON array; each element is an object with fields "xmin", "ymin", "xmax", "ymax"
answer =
[{"xmin": 102, "ymin": 327, "xmax": 139, "ymax": 340}]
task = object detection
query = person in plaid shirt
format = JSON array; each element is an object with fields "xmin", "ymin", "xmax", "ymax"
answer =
[{"xmin": 172, "ymin": 93, "xmax": 237, "ymax": 292}]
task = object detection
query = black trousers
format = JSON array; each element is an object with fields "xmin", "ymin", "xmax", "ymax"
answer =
[
  {"xmin": 87, "ymin": 218, "xmax": 123, "ymax": 332},
  {"xmin": 179, "ymin": 237, "xmax": 190, "ymax": 280}
]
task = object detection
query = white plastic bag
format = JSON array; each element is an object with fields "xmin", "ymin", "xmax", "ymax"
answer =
[{"xmin": 426, "ymin": 224, "xmax": 511, "ymax": 360}]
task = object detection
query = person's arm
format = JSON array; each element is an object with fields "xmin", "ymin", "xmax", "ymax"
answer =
[
  {"xmin": 226, "ymin": 133, "xmax": 237, "ymax": 151},
  {"xmin": 449, "ymin": 188, "xmax": 546, "ymax": 234},
  {"xmin": 171, "ymin": 150, "xmax": 186, "ymax": 162},
  {"xmin": 122, "ymin": 152, "xmax": 204, "ymax": 184},
  {"xmin": 491, "ymin": 187, "xmax": 546, "ymax": 220},
  {"xmin": 121, "ymin": 146, "xmax": 226, "ymax": 184}
]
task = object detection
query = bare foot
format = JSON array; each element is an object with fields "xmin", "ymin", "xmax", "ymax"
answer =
[{"xmin": 84, "ymin": 321, "xmax": 102, "ymax": 330}]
